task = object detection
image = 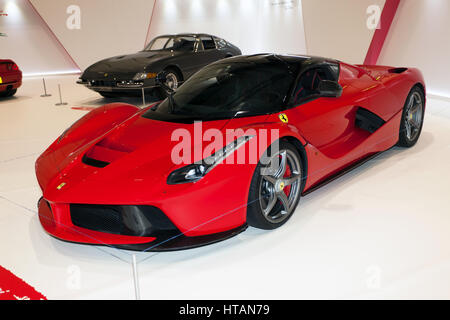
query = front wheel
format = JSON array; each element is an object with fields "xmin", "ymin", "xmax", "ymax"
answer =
[
  {"xmin": 247, "ymin": 141, "xmax": 305, "ymax": 230},
  {"xmin": 397, "ymin": 87, "xmax": 425, "ymax": 148},
  {"xmin": 163, "ymin": 69, "xmax": 181, "ymax": 91}
]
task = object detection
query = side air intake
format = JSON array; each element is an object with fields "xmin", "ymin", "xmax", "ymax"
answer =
[
  {"xmin": 70, "ymin": 204, "xmax": 179, "ymax": 238},
  {"xmin": 355, "ymin": 108, "xmax": 386, "ymax": 133},
  {"xmin": 388, "ymin": 68, "xmax": 408, "ymax": 74}
]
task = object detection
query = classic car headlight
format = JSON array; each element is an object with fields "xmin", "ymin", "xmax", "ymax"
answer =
[
  {"xmin": 133, "ymin": 72, "xmax": 158, "ymax": 81},
  {"xmin": 167, "ymin": 135, "xmax": 255, "ymax": 185}
]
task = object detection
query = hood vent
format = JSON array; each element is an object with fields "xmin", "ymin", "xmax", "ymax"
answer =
[
  {"xmin": 82, "ymin": 155, "xmax": 110, "ymax": 168},
  {"xmin": 82, "ymin": 144, "xmax": 129, "ymax": 168}
]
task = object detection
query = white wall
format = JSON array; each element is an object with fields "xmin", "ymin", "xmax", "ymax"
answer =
[
  {"xmin": 4, "ymin": 0, "xmax": 450, "ymax": 98},
  {"xmin": 378, "ymin": 0, "xmax": 450, "ymax": 97},
  {"xmin": 30, "ymin": 0, "xmax": 156, "ymax": 71},
  {"xmin": 147, "ymin": 0, "xmax": 307, "ymax": 56},
  {"xmin": 29, "ymin": 0, "xmax": 307, "ymax": 71},
  {"xmin": 0, "ymin": 0, "xmax": 78, "ymax": 76},
  {"xmin": 302, "ymin": 0, "xmax": 385, "ymax": 64}
]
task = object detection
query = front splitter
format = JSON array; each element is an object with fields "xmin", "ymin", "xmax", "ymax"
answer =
[{"xmin": 116, "ymin": 224, "xmax": 248, "ymax": 252}]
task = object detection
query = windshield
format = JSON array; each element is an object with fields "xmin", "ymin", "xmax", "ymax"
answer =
[
  {"xmin": 143, "ymin": 57, "xmax": 300, "ymax": 123},
  {"xmin": 144, "ymin": 36, "xmax": 196, "ymax": 52}
]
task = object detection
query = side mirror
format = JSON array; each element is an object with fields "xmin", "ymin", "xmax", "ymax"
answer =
[{"xmin": 318, "ymin": 80, "xmax": 343, "ymax": 98}]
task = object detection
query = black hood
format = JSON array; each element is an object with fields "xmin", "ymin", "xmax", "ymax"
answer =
[{"xmin": 83, "ymin": 51, "xmax": 175, "ymax": 77}]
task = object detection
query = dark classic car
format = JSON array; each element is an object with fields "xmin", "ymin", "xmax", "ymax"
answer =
[{"xmin": 77, "ymin": 33, "xmax": 242, "ymax": 98}]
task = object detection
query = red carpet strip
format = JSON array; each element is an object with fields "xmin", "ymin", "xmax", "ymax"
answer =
[{"xmin": 0, "ymin": 266, "xmax": 47, "ymax": 300}]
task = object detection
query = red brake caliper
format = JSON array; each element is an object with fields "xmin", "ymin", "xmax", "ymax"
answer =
[{"xmin": 284, "ymin": 163, "xmax": 292, "ymax": 197}]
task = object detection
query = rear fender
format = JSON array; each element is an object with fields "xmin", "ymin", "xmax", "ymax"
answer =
[{"xmin": 357, "ymin": 65, "xmax": 426, "ymax": 99}]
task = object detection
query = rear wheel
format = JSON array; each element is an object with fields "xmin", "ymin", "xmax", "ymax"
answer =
[
  {"xmin": 247, "ymin": 141, "xmax": 305, "ymax": 230},
  {"xmin": 398, "ymin": 87, "xmax": 425, "ymax": 148}
]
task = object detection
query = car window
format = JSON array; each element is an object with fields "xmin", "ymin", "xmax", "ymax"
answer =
[
  {"xmin": 146, "ymin": 37, "xmax": 170, "ymax": 51},
  {"xmin": 214, "ymin": 37, "xmax": 227, "ymax": 49},
  {"xmin": 165, "ymin": 38, "xmax": 175, "ymax": 49},
  {"xmin": 145, "ymin": 36, "xmax": 196, "ymax": 51},
  {"xmin": 201, "ymin": 36, "xmax": 216, "ymax": 50},
  {"xmin": 143, "ymin": 58, "xmax": 299, "ymax": 123},
  {"xmin": 170, "ymin": 36, "xmax": 196, "ymax": 51},
  {"xmin": 293, "ymin": 66, "xmax": 336, "ymax": 104}
]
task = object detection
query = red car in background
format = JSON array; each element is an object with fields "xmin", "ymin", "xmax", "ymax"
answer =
[{"xmin": 0, "ymin": 59, "xmax": 22, "ymax": 97}]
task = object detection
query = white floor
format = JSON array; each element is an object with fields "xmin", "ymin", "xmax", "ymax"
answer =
[{"xmin": 1, "ymin": 75, "xmax": 450, "ymax": 300}]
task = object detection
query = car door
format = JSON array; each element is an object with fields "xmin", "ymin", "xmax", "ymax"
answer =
[
  {"xmin": 289, "ymin": 65, "xmax": 361, "ymax": 154},
  {"xmin": 173, "ymin": 38, "xmax": 209, "ymax": 79},
  {"xmin": 287, "ymin": 63, "xmax": 373, "ymax": 181}
]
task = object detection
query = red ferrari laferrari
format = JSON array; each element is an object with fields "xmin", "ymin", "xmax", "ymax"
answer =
[
  {"xmin": 36, "ymin": 54, "xmax": 426, "ymax": 251},
  {"xmin": 0, "ymin": 59, "xmax": 22, "ymax": 97}
]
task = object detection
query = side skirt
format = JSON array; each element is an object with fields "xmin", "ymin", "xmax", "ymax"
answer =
[{"xmin": 302, "ymin": 152, "xmax": 383, "ymax": 196}]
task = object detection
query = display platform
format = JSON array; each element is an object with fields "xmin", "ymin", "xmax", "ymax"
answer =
[{"xmin": 0, "ymin": 75, "xmax": 449, "ymax": 299}]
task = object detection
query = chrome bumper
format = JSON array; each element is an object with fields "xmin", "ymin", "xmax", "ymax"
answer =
[{"xmin": 77, "ymin": 80, "xmax": 158, "ymax": 91}]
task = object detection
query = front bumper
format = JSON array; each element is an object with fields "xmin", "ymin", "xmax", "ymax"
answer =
[
  {"xmin": 38, "ymin": 198, "xmax": 247, "ymax": 251},
  {"xmin": 77, "ymin": 78, "xmax": 158, "ymax": 93}
]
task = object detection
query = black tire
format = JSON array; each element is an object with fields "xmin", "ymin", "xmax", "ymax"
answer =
[
  {"xmin": 6, "ymin": 89, "xmax": 17, "ymax": 97},
  {"xmin": 0, "ymin": 89, "xmax": 16, "ymax": 97},
  {"xmin": 247, "ymin": 141, "xmax": 305, "ymax": 230},
  {"xmin": 155, "ymin": 68, "xmax": 182, "ymax": 99},
  {"xmin": 163, "ymin": 68, "xmax": 182, "ymax": 91},
  {"xmin": 397, "ymin": 86, "xmax": 425, "ymax": 148}
]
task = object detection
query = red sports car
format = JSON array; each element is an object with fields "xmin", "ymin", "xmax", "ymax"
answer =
[
  {"xmin": 35, "ymin": 54, "xmax": 425, "ymax": 251},
  {"xmin": 0, "ymin": 59, "xmax": 22, "ymax": 97}
]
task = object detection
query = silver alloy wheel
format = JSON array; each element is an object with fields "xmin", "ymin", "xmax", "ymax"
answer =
[
  {"xmin": 259, "ymin": 149, "xmax": 302, "ymax": 224},
  {"xmin": 405, "ymin": 91, "xmax": 424, "ymax": 141},
  {"xmin": 165, "ymin": 72, "xmax": 179, "ymax": 91}
]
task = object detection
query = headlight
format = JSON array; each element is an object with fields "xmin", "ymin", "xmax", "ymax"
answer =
[
  {"xmin": 133, "ymin": 72, "xmax": 157, "ymax": 81},
  {"xmin": 167, "ymin": 135, "xmax": 255, "ymax": 185}
]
